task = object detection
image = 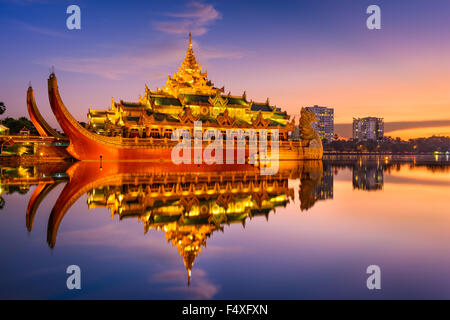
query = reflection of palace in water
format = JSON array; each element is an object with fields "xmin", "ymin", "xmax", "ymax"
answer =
[
  {"xmin": 3, "ymin": 156, "xmax": 448, "ymax": 284},
  {"xmin": 0, "ymin": 160, "xmax": 331, "ymax": 284},
  {"xmin": 84, "ymin": 165, "xmax": 298, "ymax": 285}
]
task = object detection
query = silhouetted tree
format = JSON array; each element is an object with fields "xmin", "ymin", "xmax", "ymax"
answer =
[
  {"xmin": 323, "ymin": 136, "xmax": 450, "ymax": 153},
  {"xmin": 0, "ymin": 102, "xmax": 5, "ymax": 115},
  {"xmin": 1, "ymin": 117, "xmax": 38, "ymax": 135}
]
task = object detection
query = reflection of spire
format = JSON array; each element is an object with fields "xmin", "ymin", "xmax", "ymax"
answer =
[
  {"xmin": 187, "ymin": 268, "xmax": 191, "ymax": 286},
  {"xmin": 184, "ymin": 257, "xmax": 195, "ymax": 287},
  {"xmin": 161, "ymin": 223, "xmax": 215, "ymax": 286}
]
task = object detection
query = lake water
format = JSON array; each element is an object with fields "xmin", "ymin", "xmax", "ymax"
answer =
[{"xmin": 1, "ymin": 155, "xmax": 449, "ymax": 299}]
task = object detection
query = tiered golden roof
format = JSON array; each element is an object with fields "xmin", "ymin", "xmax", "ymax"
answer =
[{"xmin": 162, "ymin": 32, "xmax": 218, "ymax": 97}]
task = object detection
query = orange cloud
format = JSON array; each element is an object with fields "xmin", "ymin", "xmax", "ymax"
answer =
[{"xmin": 386, "ymin": 126, "xmax": 450, "ymax": 139}]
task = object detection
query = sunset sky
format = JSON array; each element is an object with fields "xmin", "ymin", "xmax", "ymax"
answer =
[{"xmin": 1, "ymin": 0, "xmax": 450, "ymax": 139}]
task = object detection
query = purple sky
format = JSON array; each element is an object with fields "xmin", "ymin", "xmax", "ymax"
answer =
[{"xmin": 1, "ymin": 0, "xmax": 450, "ymax": 138}]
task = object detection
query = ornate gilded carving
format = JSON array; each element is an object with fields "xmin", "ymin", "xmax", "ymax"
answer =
[
  {"xmin": 217, "ymin": 109, "xmax": 236, "ymax": 127},
  {"xmin": 252, "ymin": 112, "xmax": 270, "ymax": 128},
  {"xmin": 179, "ymin": 107, "xmax": 200, "ymax": 125}
]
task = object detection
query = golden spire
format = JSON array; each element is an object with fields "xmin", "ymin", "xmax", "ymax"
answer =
[
  {"xmin": 161, "ymin": 32, "xmax": 217, "ymax": 97},
  {"xmin": 182, "ymin": 32, "xmax": 199, "ymax": 71}
]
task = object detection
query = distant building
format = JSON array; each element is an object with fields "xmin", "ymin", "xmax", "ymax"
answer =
[
  {"xmin": 352, "ymin": 117, "xmax": 384, "ymax": 141},
  {"xmin": 305, "ymin": 105, "xmax": 334, "ymax": 142}
]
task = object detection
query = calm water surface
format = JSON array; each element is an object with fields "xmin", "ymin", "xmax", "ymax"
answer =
[{"xmin": 0, "ymin": 155, "xmax": 449, "ymax": 299}]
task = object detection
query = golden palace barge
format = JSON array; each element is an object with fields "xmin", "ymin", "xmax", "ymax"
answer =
[{"xmin": 27, "ymin": 33, "xmax": 323, "ymax": 161}]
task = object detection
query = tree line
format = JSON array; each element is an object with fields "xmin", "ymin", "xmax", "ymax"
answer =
[
  {"xmin": 324, "ymin": 136, "xmax": 450, "ymax": 153},
  {"xmin": 1, "ymin": 117, "xmax": 39, "ymax": 135}
]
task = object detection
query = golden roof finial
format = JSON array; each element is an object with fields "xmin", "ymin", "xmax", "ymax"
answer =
[{"xmin": 188, "ymin": 32, "xmax": 192, "ymax": 48}]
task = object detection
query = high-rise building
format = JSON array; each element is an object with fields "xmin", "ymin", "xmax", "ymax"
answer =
[
  {"xmin": 305, "ymin": 105, "xmax": 334, "ymax": 142},
  {"xmin": 352, "ymin": 117, "xmax": 384, "ymax": 141}
]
